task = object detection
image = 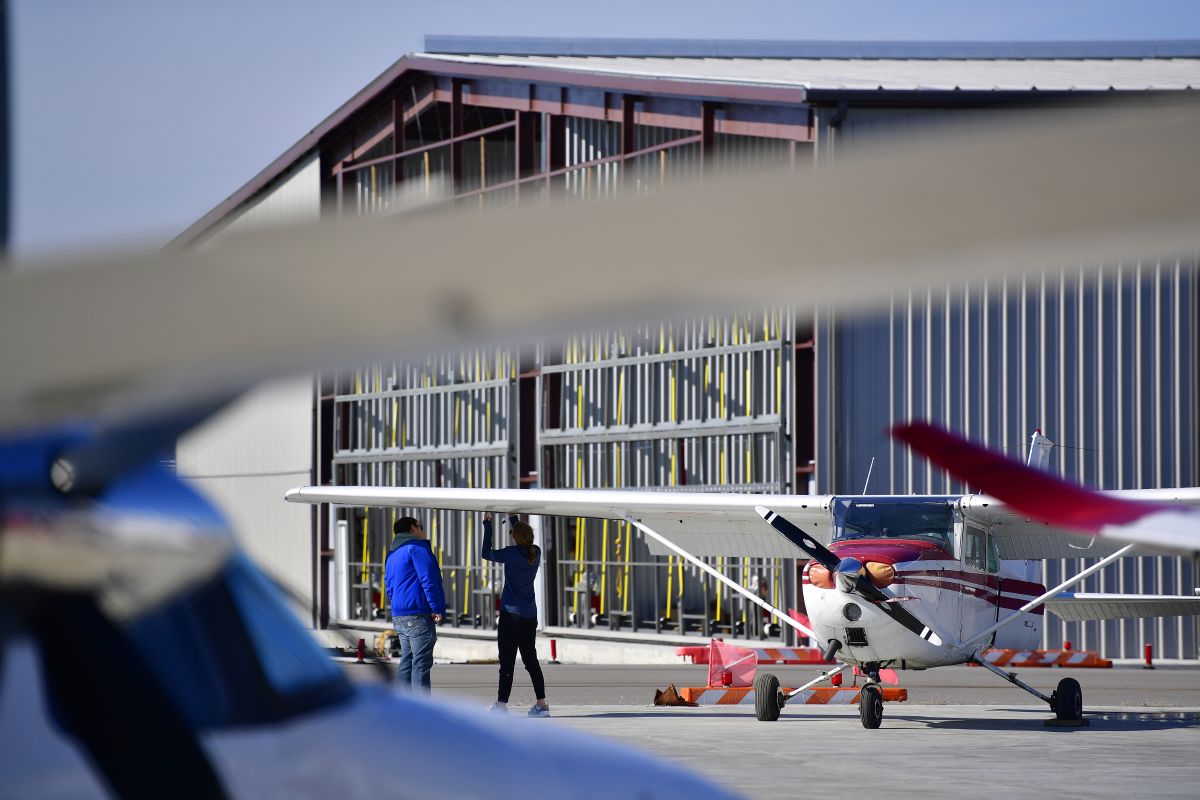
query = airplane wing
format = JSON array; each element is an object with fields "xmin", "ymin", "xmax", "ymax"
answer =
[
  {"xmin": 895, "ymin": 422, "xmax": 1200, "ymax": 554},
  {"xmin": 1045, "ymin": 593, "xmax": 1200, "ymax": 621},
  {"xmin": 285, "ymin": 486, "xmax": 834, "ymax": 558}
]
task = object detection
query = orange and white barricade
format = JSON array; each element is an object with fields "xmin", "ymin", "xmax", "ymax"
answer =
[
  {"xmin": 971, "ymin": 648, "xmax": 1112, "ymax": 668},
  {"xmin": 680, "ymin": 686, "xmax": 908, "ymax": 705}
]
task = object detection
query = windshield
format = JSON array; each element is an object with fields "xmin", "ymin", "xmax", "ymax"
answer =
[{"xmin": 832, "ymin": 497, "xmax": 955, "ymax": 552}]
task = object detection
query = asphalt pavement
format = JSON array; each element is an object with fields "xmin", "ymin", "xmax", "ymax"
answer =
[{"xmin": 342, "ymin": 662, "xmax": 1200, "ymax": 799}]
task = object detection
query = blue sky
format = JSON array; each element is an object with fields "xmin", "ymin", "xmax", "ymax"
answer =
[{"xmin": 10, "ymin": 1, "xmax": 1200, "ymax": 259}]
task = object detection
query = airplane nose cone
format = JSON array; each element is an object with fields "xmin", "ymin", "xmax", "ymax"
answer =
[{"xmin": 835, "ymin": 557, "xmax": 862, "ymax": 592}]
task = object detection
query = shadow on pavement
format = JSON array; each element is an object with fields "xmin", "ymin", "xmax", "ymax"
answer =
[{"xmin": 900, "ymin": 710, "xmax": 1200, "ymax": 732}]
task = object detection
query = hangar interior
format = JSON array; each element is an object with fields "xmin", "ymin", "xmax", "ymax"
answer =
[{"xmin": 174, "ymin": 38, "xmax": 1200, "ymax": 659}]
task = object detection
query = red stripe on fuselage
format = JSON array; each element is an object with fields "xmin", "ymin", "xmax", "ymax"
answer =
[{"xmin": 898, "ymin": 575, "xmax": 1046, "ymax": 615}]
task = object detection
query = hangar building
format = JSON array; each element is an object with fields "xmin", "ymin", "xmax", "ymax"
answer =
[{"xmin": 174, "ymin": 37, "xmax": 1200, "ymax": 659}]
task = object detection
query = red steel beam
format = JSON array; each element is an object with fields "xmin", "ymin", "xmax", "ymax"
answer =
[{"xmin": 450, "ymin": 79, "xmax": 463, "ymax": 187}]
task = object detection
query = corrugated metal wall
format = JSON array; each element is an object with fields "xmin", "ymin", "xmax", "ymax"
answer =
[
  {"xmin": 819, "ymin": 265, "xmax": 1199, "ymax": 658},
  {"xmin": 537, "ymin": 313, "xmax": 798, "ymax": 638},
  {"xmin": 332, "ymin": 350, "xmax": 519, "ymax": 627}
]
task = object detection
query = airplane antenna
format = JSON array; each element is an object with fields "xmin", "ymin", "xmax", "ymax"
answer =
[{"xmin": 862, "ymin": 457, "xmax": 875, "ymax": 494}]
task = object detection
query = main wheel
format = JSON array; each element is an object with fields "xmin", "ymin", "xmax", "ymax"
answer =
[
  {"xmin": 1052, "ymin": 677, "xmax": 1083, "ymax": 721},
  {"xmin": 754, "ymin": 672, "xmax": 781, "ymax": 721},
  {"xmin": 859, "ymin": 684, "xmax": 884, "ymax": 729}
]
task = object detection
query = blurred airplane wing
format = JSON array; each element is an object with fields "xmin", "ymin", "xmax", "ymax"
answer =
[
  {"xmin": 3, "ymin": 101, "xmax": 1199, "ymax": 432},
  {"xmin": 284, "ymin": 485, "xmax": 833, "ymax": 557},
  {"xmin": 895, "ymin": 421, "xmax": 1200, "ymax": 552}
]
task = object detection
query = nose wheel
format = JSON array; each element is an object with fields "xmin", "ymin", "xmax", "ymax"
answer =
[{"xmin": 858, "ymin": 683, "xmax": 884, "ymax": 729}]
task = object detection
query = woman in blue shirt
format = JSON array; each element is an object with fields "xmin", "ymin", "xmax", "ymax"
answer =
[{"xmin": 482, "ymin": 513, "xmax": 549, "ymax": 717}]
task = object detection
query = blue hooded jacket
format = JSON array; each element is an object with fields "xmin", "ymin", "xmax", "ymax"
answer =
[{"xmin": 385, "ymin": 533, "xmax": 446, "ymax": 618}]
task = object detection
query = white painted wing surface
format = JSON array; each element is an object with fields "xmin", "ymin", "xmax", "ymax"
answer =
[
  {"xmin": 1045, "ymin": 593, "xmax": 1200, "ymax": 622},
  {"xmin": 284, "ymin": 486, "xmax": 834, "ymax": 558}
]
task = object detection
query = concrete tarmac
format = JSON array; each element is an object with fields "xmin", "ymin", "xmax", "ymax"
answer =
[{"xmin": 347, "ymin": 663, "xmax": 1200, "ymax": 798}]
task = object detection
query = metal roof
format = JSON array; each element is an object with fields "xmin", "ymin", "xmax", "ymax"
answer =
[
  {"xmin": 418, "ymin": 52, "xmax": 1200, "ymax": 92},
  {"xmin": 174, "ymin": 40, "xmax": 1200, "ymax": 249},
  {"xmin": 424, "ymin": 35, "xmax": 1200, "ymax": 61}
]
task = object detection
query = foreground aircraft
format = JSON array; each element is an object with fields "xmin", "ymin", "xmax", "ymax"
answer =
[
  {"xmin": 0, "ymin": 424, "xmax": 737, "ymax": 798},
  {"xmin": 286, "ymin": 429, "xmax": 1200, "ymax": 730}
]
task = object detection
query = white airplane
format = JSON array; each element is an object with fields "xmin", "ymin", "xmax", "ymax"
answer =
[{"xmin": 286, "ymin": 429, "xmax": 1200, "ymax": 730}]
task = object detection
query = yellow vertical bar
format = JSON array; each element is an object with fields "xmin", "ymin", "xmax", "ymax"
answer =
[
  {"xmin": 676, "ymin": 556, "xmax": 684, "ymax": 616},
  {"xmin": 423, "ymin": 151, "xmax": 430, "ymax": 195},
  {"xmin": 463, "ymin": 516, "xmax": 473, "ymax": 615},
  {"xmin": 776, "ymin": 363, "xmax": 782, "ymax": 415},
  {"xmin": 622, "ymin": 525, "xmax": 631, "ymax": 614},
  {"xmin": 360, "ymin": 514, "xmax": 369, "ymax": 583},
  {"xmin": 572, "ymin": 518, "xmax": 585, "ymax": 616},
  {"xmin": 715, "ymin": 557, "xmax": 723, "ymax": 621},
  {"xmin": 715, "ymin": 367, "xmax": 724, "ymax": 419},
  {"xmin": 599, "ymin": 519, "xmax": 609, "ymax": 614},
  {"xmin": 664, "ymin": 555, "xmax": 674, "ymax": 620},
  {"xmin": 772, "ymin": 560, "xmax": 780, "ymax": 623}
]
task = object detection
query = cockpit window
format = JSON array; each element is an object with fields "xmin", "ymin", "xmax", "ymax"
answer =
[{"xmin": 832, "ymin": 497, "xmax": 955, "ymax": 552}]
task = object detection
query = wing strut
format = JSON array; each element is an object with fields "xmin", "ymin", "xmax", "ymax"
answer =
[
  {"xmin": 620, "ymin": 514, "xmax": 818, "ymax": 641},
  {"xmin": 959, "ymin": 542, "xmax": 1136, "ymax": 651}
]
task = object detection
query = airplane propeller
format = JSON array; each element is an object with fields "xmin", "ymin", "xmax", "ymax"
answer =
[{"xmin": 755, "ymin": 506, "xmax": 945, "ymax": 647}]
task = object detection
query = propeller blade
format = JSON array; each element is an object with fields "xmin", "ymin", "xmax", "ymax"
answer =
[
  {"xmin": 755, "ymin": 505, "xmax": 839, "ymax": 569},
  {"xmin": 856, "ymin": 579, "xmax": 944, "ymax": 647},
  {"xmin": 756, "ymin": 505, "xmax": 945, "ymax": 647},
  {"xmin": 3, "ymin": 101, "xmax": 1200, "ymax": 432}
]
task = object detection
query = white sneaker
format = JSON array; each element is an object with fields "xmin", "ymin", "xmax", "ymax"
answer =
[
  {"xmin": 527, "ymin": 704, "xmax": 550, "ymax": 718},
  {"xmin": 488, "ymin": 703, "xmax": 508, "ymax": 714}
]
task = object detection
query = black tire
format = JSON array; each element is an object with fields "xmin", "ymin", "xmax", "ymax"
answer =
[
  {"xmin": 859, "ymin": 684, "xmax": 884, "ymax": 729},
  {"xmin": 754, "ymin": 672, "xmax": 781, "ymax": 722},
  {"xmin": 1053, "ymin": 677, "xmax": 1083, "ymax": 721}
]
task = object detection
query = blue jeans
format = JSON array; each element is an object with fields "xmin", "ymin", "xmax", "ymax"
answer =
[{"xmin": 393, "ymin": 615, "xmax": 437, "ymax": 692}]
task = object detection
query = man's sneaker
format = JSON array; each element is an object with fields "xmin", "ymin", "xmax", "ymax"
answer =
[
  {"xmin": 527, "ymin": 704, "xmax": 550, "ymax": 718},
  {"xmin": 488, "ymin": 703, "xmax": 508, "ymax": 714}
]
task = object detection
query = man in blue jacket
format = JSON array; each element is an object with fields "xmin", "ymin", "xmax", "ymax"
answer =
[{"xmin": 385, "ymin": 516, "xmax": 445, "ymax": 692}]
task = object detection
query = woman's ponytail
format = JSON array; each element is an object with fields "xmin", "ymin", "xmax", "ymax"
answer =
[{"xmin": 511, "ymin": 521, "xmax": 538, "ymax": 566}]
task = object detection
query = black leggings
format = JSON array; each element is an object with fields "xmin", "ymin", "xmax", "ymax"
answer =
[{"xmin": 497, "ymin": 610, "xmax": 545, "ymax": 702}]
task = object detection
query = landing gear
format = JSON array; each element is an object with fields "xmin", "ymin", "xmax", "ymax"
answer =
[
  {"xmin": 973, "ymin": 650, "xmax": 1087, "ymax": 726},
  {"xmin": 754, "ymin": 672, "xmax": 783, "ymax": 721},
  {"xmin": 858, "ymin": 684, "xmax": 884, "ymax": 729},
  {"xmin": 1051, "ymin": 677, "xmax": 1083, "ymax": 721}
]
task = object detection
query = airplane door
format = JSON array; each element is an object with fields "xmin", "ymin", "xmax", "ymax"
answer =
[{"xmin": 959, "ymin": 524, "xmax": 1001, "ymax": 646}]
